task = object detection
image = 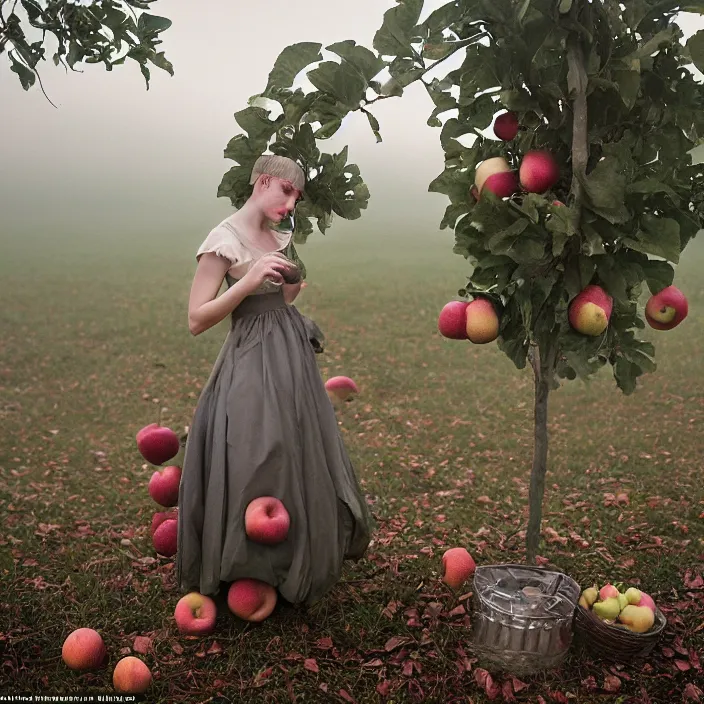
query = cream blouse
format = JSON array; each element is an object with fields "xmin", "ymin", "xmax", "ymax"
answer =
[{"xmin": 196, "ymin": 214, "xmax": 293, "ymax": 295}]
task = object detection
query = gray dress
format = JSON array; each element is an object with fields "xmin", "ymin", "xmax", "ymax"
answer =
[{"xmin": 176, "ymin": 219, "xmax": 372, "ymax": 606}]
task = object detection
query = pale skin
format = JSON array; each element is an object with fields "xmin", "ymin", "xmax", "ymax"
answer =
[{"xmin": 188, "ymin": 174, "xmax": 304, "ymax": 336}]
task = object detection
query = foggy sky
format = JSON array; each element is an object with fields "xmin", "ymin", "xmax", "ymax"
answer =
[{"xmin": 2, "ymin": 2, "xmax": 703, "ymax": 244}]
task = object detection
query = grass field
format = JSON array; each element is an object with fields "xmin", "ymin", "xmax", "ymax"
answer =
[{"xmin": 1, "ymin": 224, "xmax": 703, "ymax": 703}]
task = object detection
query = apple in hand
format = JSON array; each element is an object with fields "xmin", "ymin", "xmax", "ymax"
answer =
[
  {"xmin": 519, "ymin": 150, "xmax": 560, "ymax": 193},
  {"xmin": 148, "ymin": 465, "xmax": 182, "ymax": 507},
  {"xmin": 569, "ymin": 285, "xmax": 613, "ymax": 336},
  {"xmin": 325, "ymin": 376, "xmax": 358, "ymax": 403},
  {"xmin": 61, "ymin": 628, "xmax": 107, "ymax": 671},
  {"xmin": 438, "ymin": 301, "xmax": 469, "ymax": 340},
  {"xmin": 474, "ymin": 157, "xmax": 520, "ymax": 199},
  {"xmin": 494, "ymin": 111, "xmax": 519, "ymax": 141},
  {"xmin": 441, "ymin": 547, "xmax": 476, "ymax": 590},
  {"xmin": 227, "ymin": 579, "xmax": 277, "ymax": 622},
  {"xmin": 174, "ymin": 592, "xmax": 218, "ymax": 636},
  {"xmin": 645, "ymin": 285, "xmax": 688, "ymax": 330},
  {"xmin": 245, "ymin": 496, "xmax": 290, "ymax": 545},
  {"xmin": 465, "ymin": 298, "xmax": 500, "ymax": 344},
  {"xmin": 136, "ymin": 423, "xmax": 180, "ymax": 466},
  {"xmin": 113, "ymin": 656, "xmax": 152, "ymax": 694},
  {"xmin": 618, "ymin": 604, "xmax": 655, "ymax": 633}
]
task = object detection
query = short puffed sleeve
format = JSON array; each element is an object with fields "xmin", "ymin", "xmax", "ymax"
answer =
[{"xmin": 195, "ymin": 221, "xmax": 245, "ymax": 269}]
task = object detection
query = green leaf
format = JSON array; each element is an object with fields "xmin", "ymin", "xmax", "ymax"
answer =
[
  {"xmin": 8, "ymin": 51, "xmax": 35, "ymax": 90},
  {"xmin": 263, "ymin": 42, "xmax": 323, "ymax": 94},
  {"xmin": 623, "ymin": 215, "xmax": 681, "ymax": 264},
  {"xmin": 516, "ymin": 0, "xmax": 531, "ymax": 25},
  {"xmin": 578, "ymin": 156, "xmax": 631, "ymax": 224},
  {"xmin": 626, "ymin": 178, "xmax": 680, "ymax": 204},
  {"xmin": 373, "ymin": 0, "xmax": 423, "ymax": 58},
  {"xmin": 612, "ymin": 68, "xmax": 640, "ymax": 110},
  {"xmin": 632, "ymin": 27, "xmax": 677, "ymax": 59},
  {"xmin": 362, "ymin": 108, "xmax": 382, "ymax": 143},
  {"xmin": 686, "ymin": 30, "xmax": 704, "ymax": 74},
  {"xmin": 558, "ymin": 0, "xmax": 573, "ymax": 13},
  {"xmin": 596, "ymin": 256, "xmax": 630, "ymax": 308},
  {"xmin": 149, "ymin": 51, "xmax": 174, "ymax": 76},
  {"xmin": 327, "ymin": 40, "xmax": 386, "ymax": 83},
  {"xmin": 639, "ymin": 259, "xmax": 675, "ymax": 295},
  {"xmin": 137, "ymin": 13, "xmax": 172, "ymax": 35},
  {"xmin": 234, "ymin": 106, "xmax": 281, "ymax": 143}
]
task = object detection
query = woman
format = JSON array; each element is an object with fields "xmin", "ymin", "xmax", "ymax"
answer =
[{"xmin": 176, "ymin": 155, "xmax": 372, "ymax": 610}]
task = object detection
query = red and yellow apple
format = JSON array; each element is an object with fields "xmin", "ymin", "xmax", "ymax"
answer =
[
  {"xmin": 152, "ymin": 516, "xmax": 178, "ymax": 557},
  {"xmin": 568, "ymin": 285, "xmax": 613, "ymax": 336},
  {"xmin": 441, "ymin": 547, "xmax": 476, "ymax": 590},
  {"xmin": 61, "ymin": 628, "xmax": 107, "ymax": 671},
  {"xmin": 599, "ymin": 583, "xmax": 620, "ymax": 601},
  {"xmin": 474, "ymin": 157, "xmax": 520, "ymax": 199},
  {"xmin": 645, "ymin": 285, "xmax": 688, "ymax": 330},
  {"xmin": 227, "ymin": 578, "xmax": 277, "ymax": 622},
  {"xmin": 148, "ymin": 465, "xmax": 182, "ymax": 507},
  {"xmin": 519, "ymin": 150, "xmax": 560, "ymax": 193},
  {"xmin": 325, "ymin": 376, "xmax": 358, "ymax": 403},
  {"xmin": 618, "ymin": 604, "xmax": 655, "ymax": 633},
  {"xmin": 174, "ymin": 592, "xmax": 218, "ymax": 636},
  {"xmin": 578, "ymin": 585, "xmax": 598, "ymax": 609},
  {"xmin": 136, "ymin": 423, "xmax": 180, "ymax": 466},
  {"xmin": 493, "ymin": 111, "xmax": 519, "ymax": 141},
  {"xmin": 438, "ymin": 301, "xmax": 469, "ymax": 340},
  {"xmin": 112, "ymin": 656, "xmax": 152, "ymax": 694},
  {"xmin": 245, "ymin": 496, "xmax": 290, "ymax": 545},
  {"xmin": 634, "ymin": 591, "xmax": 656, "ymax": 612},
  {"xmin": 465, "ymin": 298, "xmax": 500, "ymax": 344}
]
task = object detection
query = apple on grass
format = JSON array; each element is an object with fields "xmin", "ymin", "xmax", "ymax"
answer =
[
  {"xmin": 227, "ymin": 579, "xmax": 277, "ymax": 622},
  {"xmin": 325, "ymin": 376, "xmax": 358, "ymax": 403},
  {"xmin": 465, "ymin": 298, "xmax": 500, "ymax": 344},
  {"xmin": 245, "ymin": 496, "xmax": 290, "ymax": 545},
  {"xmin": 519, "ymin": 150, "xmax": 560, "ymax": 193},
  {"xmin": 568, "ymin": 285, "xmax": 613, "ymax": 336},
  {"xmin": 438, "ymin": 301, "xmax": 469, "ymax": 340},
  {"xmin": 441, "ymin": 547, "xmax": 476, "ymax": 590},
  {"xmin": 136, "ymin": 423, "xmax": 180, "ymax": 466},
  {"xmin": 645, "ymin": 285, "xmax": 688, "ymax": 330},
  {"xmin": 61, "ymin": 628, "xmax": 107, "ymax": 671},
  {"xmin": 148, "ymin": 465, "xmax": 182, "ymax": 507},
  {"xmin": 113, "ymin": 656, "xmax": 152, "ymax": 694},
  {"xmin": 174, "ymin": 592, "xmax": 218, "ymax": 636}
]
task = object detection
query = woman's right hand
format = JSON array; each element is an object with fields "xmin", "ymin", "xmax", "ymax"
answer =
[{"xmin": 242, "ymin": 252, "xmax": 293, "ymax": 291}]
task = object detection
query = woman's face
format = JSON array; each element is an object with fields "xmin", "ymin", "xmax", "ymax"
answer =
[{"xmin": 259, "ymin": 176, "xmax": 302, "ymax": 224}]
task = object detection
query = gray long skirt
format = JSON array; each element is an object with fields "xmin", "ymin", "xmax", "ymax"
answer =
[{"xmin": 176, "ymin": 289, "xmax": 372, "ymax": 606}]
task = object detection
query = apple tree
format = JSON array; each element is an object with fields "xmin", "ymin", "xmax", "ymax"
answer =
[
  {"xmin": 1, "ymin": 0, "xmax": 173, "ymax": 102},
  {"xmin": 217, "ymin": 0, "xmax": 704, "ymax": 563}
]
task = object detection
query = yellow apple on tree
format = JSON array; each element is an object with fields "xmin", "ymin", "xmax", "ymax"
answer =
[
  {"xmin": 568, "ymin": 285, "xmax": 613, "ymax": 336},
  {"xmin": 465, "ymin": 298, "xmax": 500, "ymax": 344}
]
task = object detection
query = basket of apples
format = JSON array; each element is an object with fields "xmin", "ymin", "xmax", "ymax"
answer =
[{"xmin": 573, "ymin": 582, "xmax": 666, "ymax": 661}]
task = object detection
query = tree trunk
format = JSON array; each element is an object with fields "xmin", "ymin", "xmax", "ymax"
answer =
[{"xmin": 526, "ymin": 345, "xmax": 551, "ymax": 564}]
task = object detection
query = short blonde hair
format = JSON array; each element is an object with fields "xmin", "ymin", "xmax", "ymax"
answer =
[{"xmin": 250, "ymin": 155, "xmax": 305, "ymax": 193}]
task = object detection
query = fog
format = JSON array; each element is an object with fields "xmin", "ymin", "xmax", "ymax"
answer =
[{"xmin": 2, "ymin": 1, "xmax": 703, "ymax": 248}]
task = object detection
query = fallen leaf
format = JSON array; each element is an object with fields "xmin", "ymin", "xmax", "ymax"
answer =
[
  {"xmin": 683, "ymin": 683, "xmax": 703, "ymax": 701},
  {"xmin": 338, "ymin": 689, "xmax": 356, "ymax": 703},
  {"xmin": 315, "ymin": 637, "xmax": 333, "ymax": 650},
  {"xmin": 684, "ymin": 570, "xmax": 704, "ymax": 590},
  {"xmin": 132, "ymin": 636, "xmax": 152, "ymax": 654},
  {"xmin": 511, "ymin": 677, "xmax": 528, "ymax": 693},
  {"xmin": 304, "ymin": 658, "xmax": 319, "ymax": 674},
  {"xmin": 207, "ymin": 641, "xmax": 223, "ymax": 655},
  {"xmin": 171, "ymin": 642, "xmax": 184, "ymax": 655},
  {"xmin": 581, "ymin": 675, "xmax": 597, "ymax": 691},
  {"xmin": 603, "ymin": 675, "xmax": 621, "ymax": 693},
  {"xmin": 502, "ymin": 679, "xmax": 517, "ymax": 702},
  {"xmin": 675, "ymin": 660, "xmax": 692, "ymax": 672},
  {"xmin": 376, "ymin": 680, "xmax": 391, "ymax": 696},
  {"xmin": 384, "ymin": 636, "xmax": 409, "ymax": 651},
  {"xmin": 548, "ymin": 691, "xmax": 569, "ymax": 703}
]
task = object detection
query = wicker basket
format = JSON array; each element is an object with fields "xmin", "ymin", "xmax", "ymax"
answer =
[{"xmin": 573, "ymin": 604, "xmax": 667, "ymax": 662}]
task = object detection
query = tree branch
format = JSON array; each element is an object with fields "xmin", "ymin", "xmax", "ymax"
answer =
[{"xmin": 566, "ymin": 16, "xmax": 589, "ymax": 209}]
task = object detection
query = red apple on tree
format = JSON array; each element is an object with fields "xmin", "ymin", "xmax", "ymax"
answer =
[
  {"xmin": 474, "ymin": 157, "xmax": 520, "ymax": 199},
  {"xmin": 568, "ymin": 285, "xmax": 613, "ymax": 336},
  {"xmin": 493, "ymin": 111, "xmax": 519, "ymax": 141},
  {"xmin": 438, "ymin": 301, "xmax": 469, "ymax": 340},
  {"xmin": 519, "ymin": 150, "xmax": 560, "ymax": 193},
  {"xmin": 136, "ymin": 423, "xmax": 180, "ymax": 466},
  {"xmin": 645, "ymin": 285, "xmax": 688, "ymax": 330}
]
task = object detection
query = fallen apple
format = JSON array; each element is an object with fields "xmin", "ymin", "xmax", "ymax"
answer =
[
  {"xmin": 61, "ymin": 628, "xmax": 107, "ymax": 671},
  {"xmin": 493, "ymin": 111, "xmax": 519, "ymax": 141},
  {"xmin": 136, "ymin": 423, "xmax": 180, "ymax": 466},
  {"xmin": 618, "ymin": 604, "xmax": 655, "ymax": 633},
  {"xmin": 174, "ymin": 592, "xmax": 218, "ymax": 636},
  {"xmin": 441, "ymin": 547, "xmax": 476, "ymax": 590},
  {"xmin": 227, "ymin": 578, "xmax": 277, "ymax": 622},
  {"xmin": 112, "ymin": 656, "xmax": 152, "ymax": 694},
  {"xmin": 569, "ymin": 285, "xmax": 613, "ymax": 336},
  {"xmin": 245, "ymin": 496, "xmax": 290, "ymax": 545},
  {"xmin": 148, "ymin": 465, "xmax": 182, "ymax": 508},
  {"xmin": 438, "ymin": 301, "xmax": 469, "ymax": 340},
  {"xmin": 645, "ymin": 285, "xmax": 688, "ymax": 330},
  {"xmin": 465, "ymin": 298, "xmax": 499, "ymax": 344},
  {"xmin": 519, "ymin": 150, "xmax": 560, "ymax": 193},
  {"xmin": 325, "ymin": 376, "xmax": 358, "ymax": 403},
  {"xmin": 153, "ymin": 517, "xmax": 178, "ymax": 557}
]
